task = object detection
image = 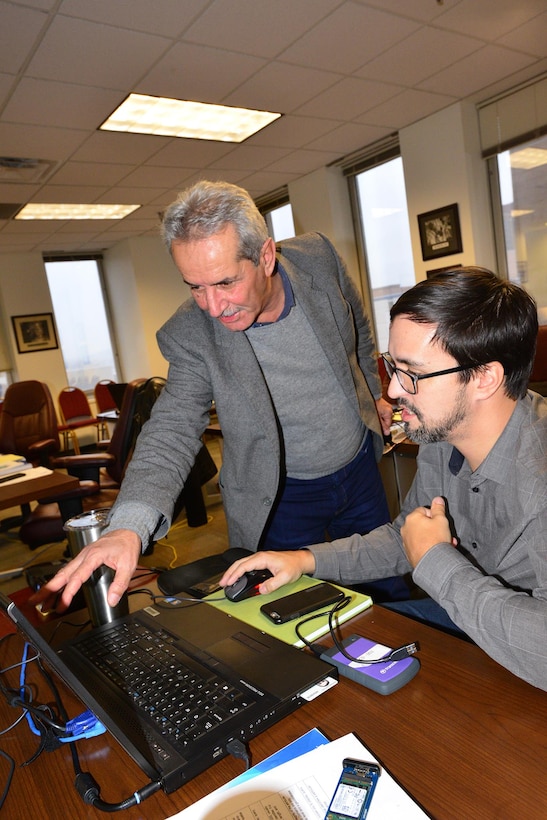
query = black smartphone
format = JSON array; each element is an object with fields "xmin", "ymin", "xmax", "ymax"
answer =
[
  {"xmin": 325, "ymin": 758, "xmax": 381, "ymax": 820},
  {"xmin": 260, "ymin": 582, "xmax": 344, "ymax": 624}
]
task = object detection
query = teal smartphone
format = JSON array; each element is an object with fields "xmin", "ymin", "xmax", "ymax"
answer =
[{"xmin": 325, "ymin": 758, "xmax": 381, "ymax": 820}]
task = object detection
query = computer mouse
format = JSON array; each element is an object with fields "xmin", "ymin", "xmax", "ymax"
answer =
[{"xmin": 224, "ymin": 569, "xmax": 273, "ymax": 602}]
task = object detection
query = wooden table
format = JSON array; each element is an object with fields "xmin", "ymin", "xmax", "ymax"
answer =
[
  {"xmin": 0, "ymin": 470, "xmax": 79, "ymax": 511},
  {"xmin": 0, "ymin": 599, "xmax": 545, "ymax": 820}
]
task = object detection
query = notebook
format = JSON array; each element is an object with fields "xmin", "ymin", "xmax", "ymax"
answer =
[
  {"xmin": 0, "ymin": 591, "xmax": 337, "ymax": 795},
  {"xmin": 206, "ymin": 576, "xmax": 372, "ymax": 648}
]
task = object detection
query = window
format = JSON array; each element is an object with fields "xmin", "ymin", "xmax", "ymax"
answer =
[
  {"xmin": 490, "ymin": 134, "xmax": 547, "ymax": 324},
  {"xmin": 263, "ymin": 202, "xmax": 295, "ymax": 242},
  {"xmin": 44, "ymin": 257, "xmax": 119, "ymax": 391},
  {"xmin": 352, "ymin": 157, "xmax": 414, "ymax": 352}
]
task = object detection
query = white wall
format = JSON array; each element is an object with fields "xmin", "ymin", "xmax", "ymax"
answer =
[
  {"xmin": 399, "ymin": 101, "xmax": 497, "ymax": 281},
  {"xmin": 289, "ymin": 165, "xmax": 362, "ymax": 293},
  {"xmin": 104, "ymin": 235, "xmax": 192, "ymax": 380},
  {"xmin": 0, "ymin": 251, "xmax": 69, "ymax": 399}
]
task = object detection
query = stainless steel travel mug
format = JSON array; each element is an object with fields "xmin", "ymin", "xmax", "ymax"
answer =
[{"xmin": 63, "ymin": 508, "xmax": 129, "ymax": 627}]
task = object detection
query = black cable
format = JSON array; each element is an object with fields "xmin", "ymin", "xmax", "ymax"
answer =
[
  {"xmin": 37, "ymin": 654, "xmax": 163, "ymax": 811},
  {"xmin": 294, "ymin": 595, "xmax": 420, "ymax": 664},
  {"xmin": 294, "ymin": 596, "xmax": 351, "ymax": 651},
  {"xmin": 0, "ymin": 749, "xmax": 15, "ymax": 810}
]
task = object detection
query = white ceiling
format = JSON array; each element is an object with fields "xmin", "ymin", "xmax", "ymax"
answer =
[{"xmin": 0, "ymin": 0, "xmax": 546, "ymax": 255}]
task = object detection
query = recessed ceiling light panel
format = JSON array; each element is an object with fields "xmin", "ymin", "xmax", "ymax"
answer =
[
  {"xmin": 510, "ymin": 148, "xmax": 547, "ymax": 169},
  {"xmin": 15, "ymin": 203, "xmax": 141, "ymax": 220},
  {"xmin": 100, "ymin": 93, "xmax": 281, "ymax": 142}
]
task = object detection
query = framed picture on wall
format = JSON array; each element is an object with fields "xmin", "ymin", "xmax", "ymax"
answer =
[
  {"xmin": 418, "ymin": 203, "xmax": 463, "ymax": 261},
  {"xmin": 11, "ymin": 312, "xmax": 59, "ymax": 354}
]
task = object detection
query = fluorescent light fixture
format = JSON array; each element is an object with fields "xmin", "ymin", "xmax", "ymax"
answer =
[
  {"xmin": 509, "ymin": 148, "xmax": 547, "ymax": 169},
  {"xmin": 15, "ymin": 203, "xmax": 141, "ymax": 220},
  {"xmin": 100, "ymin": 93, "xmax": 281, "ymax": 142},
  {"xmin": 511, "ymin": 209, "xmax": 534, "ymax": 217}
]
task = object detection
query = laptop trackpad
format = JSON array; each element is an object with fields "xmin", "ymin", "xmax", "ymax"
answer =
[{"xmin": 211, "ymin": 631, "xmax": 271, "ymax": 666}]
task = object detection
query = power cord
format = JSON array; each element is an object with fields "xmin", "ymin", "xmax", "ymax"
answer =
[{"xmin": 1, "ymin": 638, "xmax": 163, "ymax": 812}]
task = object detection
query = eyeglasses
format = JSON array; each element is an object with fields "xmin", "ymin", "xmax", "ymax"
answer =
[{"xmin": 381, "ymin": 353, "xmax": 472, "ymax": 395}]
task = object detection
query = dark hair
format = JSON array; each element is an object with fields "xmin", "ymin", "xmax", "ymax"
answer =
[
  {"xmin": 390, "ymin": 267, "xmax": 538, "ymax": 399},
  {"xmin": 161, "ymin": 180, "xmax": 269, "ymax": 265}
]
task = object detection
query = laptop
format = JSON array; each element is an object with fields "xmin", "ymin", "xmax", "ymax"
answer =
[{"xmin": 0, "ymin": 591, "xmax": 337, "ymax": 794}]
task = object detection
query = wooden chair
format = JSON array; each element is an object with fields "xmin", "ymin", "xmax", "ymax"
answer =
[{"xmin": 58, "ymin": 386, "xmax": 102, "ymax": 453}]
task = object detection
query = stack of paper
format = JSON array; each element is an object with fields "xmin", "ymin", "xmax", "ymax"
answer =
[
  {"xmin": 205, "ymin": 576, "xmax": 372, "ymax": 648},
  {"xmin": 0, "ymin": 454, "xmax": 32, "ymax": 477},
  {"xmin": 168, "ymin": 731, "xmax": 427, "ymax": 819}
]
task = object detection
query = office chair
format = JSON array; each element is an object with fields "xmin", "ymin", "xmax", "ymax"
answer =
[
  {"xmin": 58, "ymin": 386, "xmax": 102, "ymax": 453},
  {"xmin": 0, "ymin": 380, "xmax": 60, "ymax": 466},
  {"xmin": 0, "ymin": 380, "xmax": 98, "ymax": 533}
]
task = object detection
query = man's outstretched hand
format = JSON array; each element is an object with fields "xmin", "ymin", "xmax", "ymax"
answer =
[{"xmin": 29, "ymin": 529, "xmax": 141, "ymax": 612}]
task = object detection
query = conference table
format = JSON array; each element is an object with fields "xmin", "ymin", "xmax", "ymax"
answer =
[
  {"xmin": 0, "ymin": 468, "xmax": 79, "ymax": 512},
  {"xmin": 0, "ymin": 581, "xmax": 545, "ymax": 820}
]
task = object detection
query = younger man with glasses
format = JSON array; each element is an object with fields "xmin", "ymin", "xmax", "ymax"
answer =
[{"xmin": 222, "ymin": 267, "xmax": 547, "ymax": 691}]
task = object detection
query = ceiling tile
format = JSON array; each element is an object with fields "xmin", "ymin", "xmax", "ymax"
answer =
[
  {"xmin": 149, "ymin": 139, "xmax": 235, "ymax": 169},
  {"xmin": 245, "ymin": 115, "xmax": 345, "ymax": 149},
  {"xmin": 26, "ymin": 16, "xmax": 170, "ymax": 89},
  {"xmin": 223, "ymin": 62, "xmax": 341, "ymax": 114},
  {"xmin": 358, "ymin": 88, "xmax": 457, "ymax": 130},
  {"xmin": 116, "ymin": 166, "xmax": 193, "ymax": 189},
  {"xmin": 433, "ymin": 0, "xmax": 547, "ymax": 41},
  {"xmin": 497, "ymin": 12, "xmax": 547, "ymax": 57},
  {"xmin": 3, "ymin": 78, "xmax": 122, "ymax": 129},
  {"xmin": 419, "ymin": 45, "xmax": 539, "ymax": 97},
  {"xmin": 294, "ymin": 77, "xmax": 401, "ymax": 120},
  {"xmin": 181, "ymin": 0, "xmax": 341, "ymax": 60},
  {"xmin": 278, "ymin": 3, "xmax": 419, "ymax": 73},
  {"xmin": 70, "ymin": 131, "xmax": 168, "ymax": 165},
  {"xmin": 356, "ymin": 27, "xmax": 483, "ymax": 87},
  {"xmin": 46, "ymin": 161, "xmax": 133, "ymax": 187},
  {"xmin": 58, "ymin": 0, "xmax": 211, "ymax": 37},
  {"xmin": 207, "ymin": 144, "xmax": 293, "ymax": 172},
  {"xmin": 138, "ymin": 42, "xmax": 266, "ymax": 103},
  {"xmin": 29, "ymin": 184, "xmax": 109, "ymax": 202},
  {"xmin": 305, "ymin": 121, "xmax": 390, "ymax": 154},
  {"xmin": 0, "ymin": 122, "xmax": 88, "ymax": 162},
  {"xmin": 0, "ymin": 2, "xmax": 48, "ymax": 74},
  {"xmin": 360, "ymin": 0, "xmax": 463, "ymax": 23}
]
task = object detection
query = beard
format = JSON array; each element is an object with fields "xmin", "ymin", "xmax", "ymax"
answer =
[{"xmin": 400, "ymin": 385, "xmax": 468, "ymax": 444}]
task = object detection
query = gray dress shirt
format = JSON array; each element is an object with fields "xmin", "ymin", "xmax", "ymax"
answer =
[{"xmin": 310, "ymin": 392, "xmax": 547, "ymax": 690}]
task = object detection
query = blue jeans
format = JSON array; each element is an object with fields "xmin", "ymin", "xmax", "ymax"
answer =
[{"xmin": 260, "ymin": 432, "xmax": 410, "ymax": 602}]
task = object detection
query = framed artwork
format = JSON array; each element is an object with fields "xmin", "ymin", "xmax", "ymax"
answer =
[
  {"xmin": 11, "ymin": 312, "xmax": 59, "ymax": 354},
  {"xmin": 426, "ymin": 263, "xmax": 462, "ymax": 279},
  {"xmin": 418, "ymin": 203, "xmax": 462, "ymax": 261}
]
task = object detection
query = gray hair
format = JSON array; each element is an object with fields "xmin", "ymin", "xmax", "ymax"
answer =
[{"xmin": 161, "ymin": 180, "xmax": 269, "ymax": 265}]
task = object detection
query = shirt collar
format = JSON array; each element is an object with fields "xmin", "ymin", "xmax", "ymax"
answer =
[
  {"xmin": 250, "ymin": 263, "xmax": 294, "ymax": 328},
  {"xmin": 448, "ymin": 398, "xmax": 523, "ymax": 480}
]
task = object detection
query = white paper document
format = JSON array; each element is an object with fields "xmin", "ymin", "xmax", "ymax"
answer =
[{"xmin": 168, "ymin": 732, "xmax": 427, "ymax": 820}]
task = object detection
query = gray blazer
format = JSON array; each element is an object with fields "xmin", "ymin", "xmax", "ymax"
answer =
[{"xmin": 115, "ymin": 232, "xmax": 384, "ymax": 550}]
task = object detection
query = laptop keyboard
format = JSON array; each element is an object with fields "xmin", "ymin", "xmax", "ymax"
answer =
[{"xmin": 78, "ymin": 619, "xmax": 256, "ymax": 748}]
